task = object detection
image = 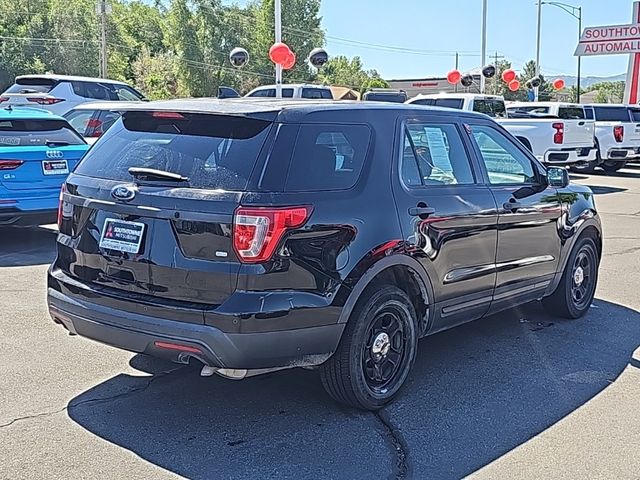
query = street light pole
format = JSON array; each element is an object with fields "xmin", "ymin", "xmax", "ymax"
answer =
[
  {"xmin": 275, "ymin": 0, "xmax": 282, "ymax": 98},
  {"xmin": 541, "ymin": 2, "xmax": 583, "ymax": 103},
  {"xmin": 535, "ymin": 0, "xmax": 542, "ymax": 101},
  {"xmin": 480, "ymin": 0, "xmax": 488, "ymax": 93}
]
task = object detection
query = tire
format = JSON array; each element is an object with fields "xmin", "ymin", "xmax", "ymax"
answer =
[
  {"xmin": 601, "ymin": 160, "xmax": 627, "ymax": 174},
  {"xmin": 320, "ymin": 285, "xmax": 418, "ymax": 410},
  {"xmin": 542, "ymin": 235, "xmax": 600, "ymax": 319}
]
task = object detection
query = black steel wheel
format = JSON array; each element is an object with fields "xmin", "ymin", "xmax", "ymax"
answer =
[
  {"xmin": 543, "ymin": 235, "xmax": 599, "ymax": 319},
  {"xmin": 320, "ymin": 285, "xmax": 418, "ymax": 410}
]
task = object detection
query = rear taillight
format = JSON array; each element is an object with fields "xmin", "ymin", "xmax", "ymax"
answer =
[
  {"xmin": 57, "ymin": 184, "xmax": 66, "ymax": 228},
  {"xmin": 614, "ymin": 125, "xmax": 624, "ymax": 143},
  {"xmin": 0, "ymin": 97, "xmax": 9, "ymax": 103},
  {"xmin": 86, "ymin": 118, "xmax": 104, "ymax": 136},
  {"xmin": 0, "ymin": 160, "xmax": 24, "ymax": 170},
  {"xmin": 27, "ymin": 97, "xmax": 65, "ymax": 105},
  {"xmin": 233, "ymin": 206, "xmax": 311, "ymax": 263},
  {"xmin": 552, "ymin": 122, "xmax": 564, "ymax": 144}
]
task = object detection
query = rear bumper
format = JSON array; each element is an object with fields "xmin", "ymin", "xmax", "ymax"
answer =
[
  {"xmin": 543, "ymin": 146, "xmax": 596, "ymax": 165},
  {"xmin": 0, "ymin": 208, "xmax": 56, "ymax": 226},
  {"xmin": 605, "ymin": 147, "xmax": 638, "ymax": 160},
  {"xmin": 47, "ymin": 272, "xmax": 345, "ymax": 370}
]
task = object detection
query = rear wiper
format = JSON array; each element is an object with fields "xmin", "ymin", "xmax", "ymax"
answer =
[{"xmin": 128, "ymin": 167, "xmax": 190, "ymax": 183}]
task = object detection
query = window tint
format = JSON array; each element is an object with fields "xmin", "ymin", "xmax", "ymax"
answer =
[
  {"xmin": 558, "ymin": 107, "xmax": 585, "ymax": 119},
  {"xmin": 471, "ymin": 125, "xmax": 537, "ymax": 185},
  {"xmin": 593, "ymin": 106, "xmax": 631, "ymax": 122},
  {"xmin": 284, "ymin": 124, "xmax": 370, "ymax": 191},
  {"xmin": 72, "ymin": 81, "xmax": 143, "ymax": 101},
  {"xmin": 75, "ymin": 113, "xmax": 272, "ymax": 191},
  {"xmin": 301, "ymin": 88, "xmax": 332, "ymax": 99},
  {"xmin": 5, "ymin": 78, "xmax": 56, "ymax": 94},
  {"xmin": 507, "ymin": 106, "xmax": 550, "ymax": 114},
  {"xmin": 410, "ymin": 99, "xmax": 435, "ymax": 106},
  {"xmin": 584, "ymin": 107, "xmax": 594, "ymax": 120},
  {"xmin": 433, "ymin": 98, "xmax": 464, "ymax": 109},
  {"xmin": 64, "ymin": 110, "xmax": 95, "ymax": 136},
  {"xmin": 363, "ymin": 92, "xmax": 407, "ymax": 103},
  {"xmin": 113, "ymin": 85, "xmax": 144, "ymax": 101},
  {"xmin": 473, "ymin": 99, "xmax": 506, "ymax": 118},
  {"xmin": 99, "ymin": 110, "xmax": 122, "ymax": 133},
  {"xmin": 401, "ymin": 122, "xmax": 474, "ymax": 186},
  {"xmin": 0, "ymin": 119, "xmax": 85, "ymax": 146},
  {"xmin": 629, "ymin": 108, "xmax": 640, "ymax": 122}
]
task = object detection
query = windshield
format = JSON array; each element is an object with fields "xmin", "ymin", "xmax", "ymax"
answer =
[
  {"xmin": 74, "ymin": 112, "xmax": 272, "ymax": 190},
  {"xmin": 0, "ymin": 119, "xmax": 85, "ymax": 146}
]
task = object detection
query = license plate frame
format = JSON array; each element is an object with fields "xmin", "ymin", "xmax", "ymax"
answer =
[
  {"xmin": 41, "ymin": 159, "xmax": 69, "ymax": 176},
  {"xmin": 99, "ymin": 218, "xmax": 146, "ymax": 254}
]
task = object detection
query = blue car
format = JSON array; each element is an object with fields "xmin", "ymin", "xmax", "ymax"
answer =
[{"xmin": 0, "ymin": 107, "xmax": 88, "ymax": 226}]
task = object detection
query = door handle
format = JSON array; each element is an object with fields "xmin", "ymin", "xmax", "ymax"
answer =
[
  {"xmin": 503, "ymin": 199, "xmax": 522, "ymax": 212},
  {"xmin": 408, "ymin": 205, "xmax": 436, "ymax": 217},
  {"xmin": 578, "ymin": 121, "xmax": 585, "ymax": 126}
]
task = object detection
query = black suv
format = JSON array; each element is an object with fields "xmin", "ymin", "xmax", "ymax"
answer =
[{"xmin": 48, "ymin": 99, "xmax": 602, "ymax": 410}]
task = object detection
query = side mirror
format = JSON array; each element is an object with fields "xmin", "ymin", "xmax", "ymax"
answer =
[{"xmin": 547, "ymin": 167, "xmax": 570, "ymax": 188}]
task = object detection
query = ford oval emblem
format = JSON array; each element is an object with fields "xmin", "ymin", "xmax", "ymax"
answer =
[
  {"xmin": 46, "ymin": 150, "xmax": 64, "ymax": 159},
  {"xmin": 111, "ymin": 185, "xmax": 137, "ymax": 201}
]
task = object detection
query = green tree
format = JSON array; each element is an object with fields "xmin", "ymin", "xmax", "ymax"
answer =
[
  {"xmin": 132, "ymin": 47, "xmax": 184, "ymax": 99},
  {"xmin": 590, "ymin": 81, "xmax": 625, "ymax": 103},
  {"xmin": 520, "ymin": 60, "xmax": 552, "ymax": 101},
  {"xmin": 318, "ymin": 55, "xmax": 386, "ymax": 92}
]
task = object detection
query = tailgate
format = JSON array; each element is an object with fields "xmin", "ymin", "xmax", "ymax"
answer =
[
  {"xmin": 561, "ymin": 119, "xmax": 594, "ymax": 148},
  {"xmin": 0, "ymin": 93, "xmax": 60, "ymax": 110},
  {"xmin": 624, "ymin": 109, "xmax": 640, "ymax": 144},
  {"xmin": 0, "ymin": 145, "xmax": 86, "ymax": 191}
]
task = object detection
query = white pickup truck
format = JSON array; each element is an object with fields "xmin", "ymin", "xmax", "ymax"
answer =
[
  {"xmin": 578, "ymin": 104, "xmax": 640, "ymax": 173},
  {"xmin": 406, "ymin": 94, "xmax": 597, "ymax": 166}
]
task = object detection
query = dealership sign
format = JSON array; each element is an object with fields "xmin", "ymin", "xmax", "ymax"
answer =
[{"xmin": 574, "ymin": 24, "xmax": 640, "ymax": 56}]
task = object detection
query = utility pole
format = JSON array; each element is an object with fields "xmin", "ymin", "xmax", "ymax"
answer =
[
  {"xmin": 98, "ymin": 0, "xmax": 108, "ymax": 78},
  {"xmin": 535, "ymin": 0, "xmax": 542, "ymax": 101},
  {"xmin": 455, "ymin": 52, "xmax": 459, "ymax": 93},
  {"xmin": 480, "ymin": 0, "xmax": 488, "ymax": 93},
  {"xmin": 492, "ymin": 51, "xmax": 505, "ymax": 95},
  {"xmin": 274, "ymin": 0, "xmax": 282, "ymax": 98},
  {"xmin": 577, "ymin": 6, "xmax": 582, "ymax": 103}
]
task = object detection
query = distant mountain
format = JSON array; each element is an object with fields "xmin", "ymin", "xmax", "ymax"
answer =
[{"xmin": 558, "ymin": 73, "xmax": 627, "ymax": 88}]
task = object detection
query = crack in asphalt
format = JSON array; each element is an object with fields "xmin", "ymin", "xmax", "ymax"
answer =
[
  {"xmin": 374, "ymin": 409, "xmax": 409, "ymax": 480},
  {"xmin": 0, "ymin": 367, "xmax": 184, "ymax": 430}
]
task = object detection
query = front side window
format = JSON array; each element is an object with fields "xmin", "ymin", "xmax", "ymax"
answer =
[
  {"xmin": 400, "ymin": 122, "xmax": 475, "ymax": 187},
  {"xmin": 470, "ymin": 124, "xmax": 537, "ymax": 185}
]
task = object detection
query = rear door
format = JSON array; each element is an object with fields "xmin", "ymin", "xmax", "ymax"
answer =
[
  {"xmin": 59, "ymin": 111, "xmax": 275, "ymax": 320},
  {"xmin": 0, "ymin": 118, "xmax": 86, "ymax": 191},
  {"xmin": 392, "ymin": 115, "xmax": 498, "ymax": 330},
  {"xmin": 467, "ymin": 122, "xmax": 562, "ymax": 313},
  {"xmin": 557, "ymin": 105, "xmax": 593, "ymax": 148}
]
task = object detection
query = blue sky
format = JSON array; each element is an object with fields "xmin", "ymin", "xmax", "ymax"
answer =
[{"xmin": 229, "ymin": 0, "xmax": 638, "ymax": 80}]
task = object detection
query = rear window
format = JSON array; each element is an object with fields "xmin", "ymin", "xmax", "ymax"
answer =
[
  {"xmin": 508, "ymin": 106, "xmax": 551, "ymax": 114},
  {"xmin": 5, "ymin": 78, "xmax": 57, "ymax": 94},
  {"xmin": 74, "ymin": 112, "xmax": 272, "ymax": 190},
  {"xmin": 629, "ymin": 108, "xmax": 640, "ymax": 122},
  {"xmin": 433, "ymin": 98, "xmax": 464, "ymax": 109},
  {"xmin": 558, "ymin": 107, "xmax": 585, "ymax": 119},
  {"xmin": 473, "ymin": 99, "xmax": 506, "ymax": 118},
  {"xmin": 284, "ymin": 124, "xmax": 371, "ymax": 191},
  {"xmin": 0, "ymin": 119, "xmax": 85, "ymax": 147},
  {"xmin": 247, "ymin": 88, "xmax": 294, "ymax": 98},
  {"xmin": 593, "ymin": 106, "xmax": 631, "ymax": 122},
  {"xmin": 301, "ymin": 88, "xmax": 332, "ymax": 99},
  {"xmin": 363, "ymin": 92, "xmax": 407, "ymax": 103}
]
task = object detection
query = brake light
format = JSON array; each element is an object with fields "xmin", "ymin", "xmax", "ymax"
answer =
[
  {"xmin": 613, "ymin": 125, "xmax": 624, "ymax": 143},
  {"xmin": 151, "ymin": 111, "xmax": 185, "ymax": 119},
  {"xmin": 86, "ymin": 118, "xmax": 104, "ymax": 136},
  {"xmin": 552, "ymin": 122, "xmax": 564, "ymax": 144},
  {"xmin": 0, "ymin": 160, "xmax": 24, "ymax": 170},
  {"xmin": 57, "ymin": 184, "xmax": 66, "ymax": 228},
  {"xmin": 233, "ymin": 206, "xmax": 311, "ymax": 263},
  {"xmin": 27, "ymin": 97, "xmax": 65, "ymax": 105}
]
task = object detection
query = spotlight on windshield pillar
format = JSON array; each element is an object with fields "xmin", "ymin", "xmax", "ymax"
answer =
[
  {"xmin": 229, "ymin": 47, "xmax": 249, "ymax": 68},
  {"xmin": 308, "ymin": 48, "xmax": 329, "ymax": 68},
  {"xmin": 481, "ymin": 65, "xmax": 496, "ymax": 79},
  {"xmin": 460, "ymin": 74, "xmax": 474, "ymax": 87}
]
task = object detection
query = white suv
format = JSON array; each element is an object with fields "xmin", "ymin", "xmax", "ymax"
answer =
[
  {"xmin": 0, "ymin": 74, "xmax": 145, "ymax": 115},
  {"xmin": 245, "ymin": 84, "xmax": 333, "ymax": 99}
]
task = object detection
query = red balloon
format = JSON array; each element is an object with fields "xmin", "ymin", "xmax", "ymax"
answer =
[
  {"xmin": 502, "ymin": 69, "xmax": 516, "ymax": 83},
  {"xmin": 269, "ymin": 42, "xmax": 292, "ymax": 65},
  {"xmin": 508, "ymin": 80, "xmax": 520, "ymax": 92},
  {"xmin": 553, "ymin": 78, "xmax": 565, "ymax": 90},
  {"xmin": 282, "ymin": 52, "xmax": 296, "ymax": 70},
  {"xmin": 447, "ymin": 69, "xmax": 462, "ymax": 85}
]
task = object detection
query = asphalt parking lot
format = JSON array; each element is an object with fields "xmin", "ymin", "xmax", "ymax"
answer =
[{"xmin": 1, "ymin": 166, "xmax": 639, "ymax": 480}]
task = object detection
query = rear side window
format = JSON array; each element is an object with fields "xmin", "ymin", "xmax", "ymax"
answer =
[
  {"xmin": 284, "ymin": 124, "xmax": 371, "ymax": 191},
  {"xmin": 301, "ymin": 88, "xmax": 332, "ymax": 99},
  {"xmin": 0, "ymin": 119, "xmax": 85, "ymax": 146},
  {"xmin": 629, "ymin": 108, "xmax": 640, "ymax": 122},
  {"xmin": 5, "ymin": 78, "xmax": 57, "ymax": 94},
  {"xmin": 558, "ymin": 107, "xmax": 585, "ymax": 119},
  {"xmin": 593, "ymin": 106, "xmax": 631, "ymax": 122},
  {"xmin": 433, "ymin": 98, "xmax": 464, "ymax": 109},
  {"xmin": 71, "ymin": 81, "xmax": 144, "ymax": 101},
  {"xmin": 473, "ymin": 99, "xmax": 506, "ymax": 118},
  {"xmin": 74, "ymin": 112, "xmax": 272, "ymax": 190},
  {"xmin": 64, "ymin": 110, "xmax": 96, "ymax": 136}
]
